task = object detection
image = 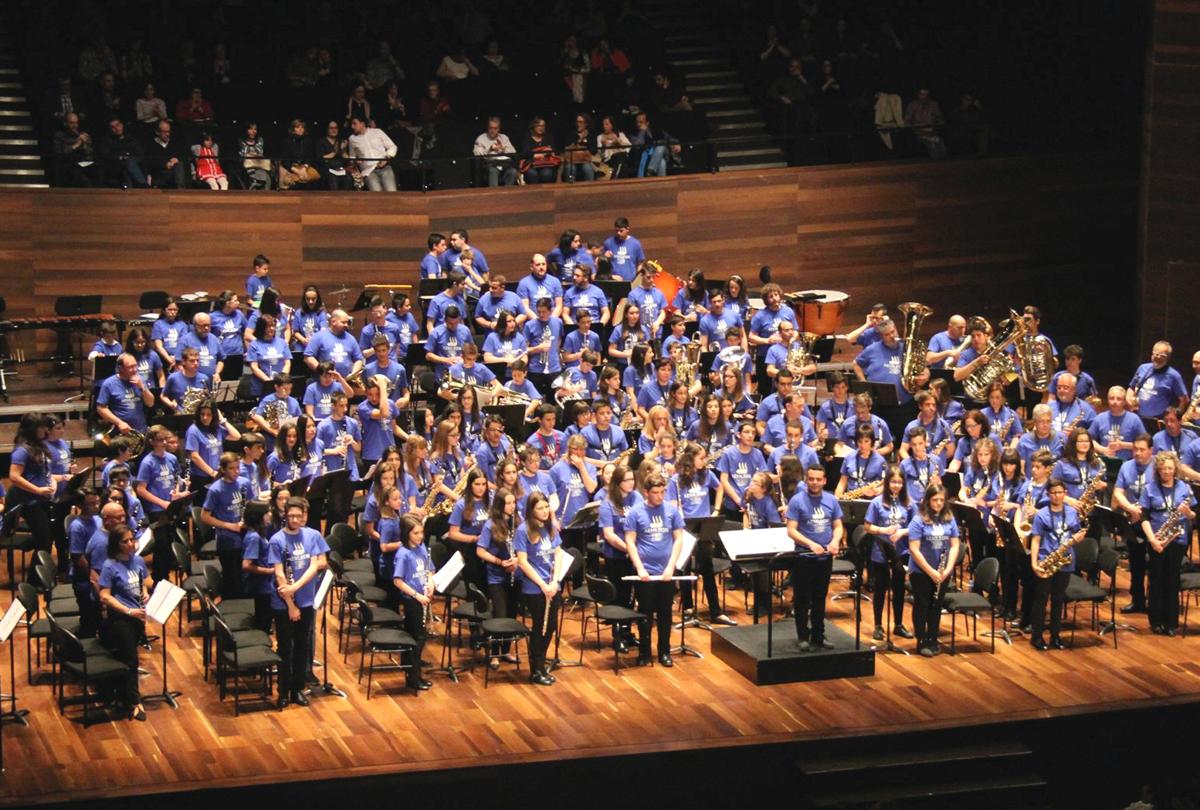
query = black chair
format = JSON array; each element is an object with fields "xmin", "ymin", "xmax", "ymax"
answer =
[
  {"xmin": 327, "ymin": 522, "xmax": 367, "ymax": 564},
  {"xmin": 1065, "ymin": 547, "xmax": 1120, "ymax": 649},
  {"xmin": 581, "ymin": 574, "xmax": 647, "ymax": 672},
  {"xmin": 198, "ymin": 590, "xmax": 258, "ymax": 682},
  {"xmin": 16, "ymin": 581, "xmax": 53, "ymax": 685},
  {"xmin": 1181, "ymin": 569, "xmax": 1200, "ymax": 636},
  {"xmin": 192, "ymin": 505, "xmax": 219, "ymax": 562},
  {"xmin": 50, "ymin": 616, "xmax": 129, "ymax": 725},
  {"xmin": 356, "ymin": 601, "xmax": 416, "ymax": 699},
  {"xmin": 942, "ymin": 557, "xmax": 999, "ymax": 654},
  {"xmin": 213, "ymin": 615, "xmax": 280, "ymax": 716},
  {"xmin": 34, "ymin": 562, "xmax": 79, "ymax": 619},
  {"xmin": 347, "ymin": 584, "xmax": 404, "ymax": 662},
  {"xmin": 172, "ymin": 539, "xmax": 208, "ymax": 634},
  {"xmin": 468, "ymin": 585, "xmax": 530, "ymax": 686},
  {"xmin": 0, "ymin": 503, "xmax": 35, "ymax": 587},
  {"xmin": 35, "ymin": 550, "xmax": 74, "ymax": 601}
]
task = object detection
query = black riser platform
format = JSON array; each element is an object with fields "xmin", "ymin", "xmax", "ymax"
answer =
[{"xmin": 711, "ymin": 623, "xmax": 874, "ymax": 685}]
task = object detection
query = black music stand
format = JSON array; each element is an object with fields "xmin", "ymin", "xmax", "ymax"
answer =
[
  {"xmin": 0, "ymin": 624, "xmax": 30, "ymax": 728},
  {"xmin": 404, "ymin": 343, "xmax": 429, "ymax": 373},
  {"xmin": 418, "ymin": 279, "xmax": 444, "ymax": 305},
  {"xmin": 175, "ymin": 298, "xmax": 212, "ymax": 322},
  {"xmin": 93, "ymin": 355, "xmax": 117, "ymax": 381},
  {"xmin": 285, "ymin": 478, "xmax": 310, "ymax": 497},
  {"xmin": 849, "ymin": 380, "xmax": 900, "ymax": 408},
  {"xmin": 56, "ymin": 294, "xmax": 103, "ymax": 388},
  {"xmin": 763, "ymin": 550, "xmax": 801, "ymax": 658},
  {"xmin": 681, "ymin": 516, "xmax": 727, "ymax": 631},
  {"xmin": 595, "ymin": 281, "xmax": 629, "ymax": 309},
  {"xmin": 483, "ymin": 403, "xmax": 526, "ymax": 439},
  {"xmin": 142, "ymin": 588, "xmax": 184, "ymax": 710},
  {"xmin": 305, "ymin": 468, "xmax": 349, "ymax": 529},
  {"xmin": 350, "ymin": 290, "xmax": 376, "ymax": 313},
  {"xmin": 53, "ymin": 466, "xmax": 94, "ymax": 506},
  {"xmin": 989, "ymin": 515, "xmax": 1023, "ymax": 644},
  {"xmin": 313, "ymin": 572, "xmax": 347, "ymax": 699},
  {"xmin": 219, "ymin": 355, "xmax": 243, "ymax": 382},
  {"xmin": 871, "ymin": 532, "xmax": 911, "ymax": 656}
]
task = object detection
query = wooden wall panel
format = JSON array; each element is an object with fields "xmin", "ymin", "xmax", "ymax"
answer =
[
  {"xmin": 0, "ymin": 151, "xmax": 1138, "ymax": 368},
  {"xmin": 1139, "ymin": 0, "xmax": 1200, "ymax": 366}
]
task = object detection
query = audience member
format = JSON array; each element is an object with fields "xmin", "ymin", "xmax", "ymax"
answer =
[
  {"xmin": 239, "ymin": 122, "xmax": 271, "ymax": 190},
  {"xmin": 144, "ymin": 120, "xmax": 187, "ymax": 188},
  {"xmin": 629, "ymin": 112, "xmax": 679, "ymax": 177},
  {"xmin": 563, "ymin": 113, "xmax": 596, "ymax": 183},
  {"xmin": 279, "ymin": 119, "xmax": 320, "ymax": 190},
  {"xmin": 135, "ymin": 83, "xmax": 168, "ymax": 125},
  {"xmin": 904, "ymin": 87, "xmax": 947, "ymax": 159},
  {"xmin": 317, "ymin": 121, "xmax": 352, "ymax": 190},
  {"xmin": 54, "ymin": 113, "xmax": 95, "ymax": 187},
  {"xmin": 473, "ymin": 117, "xmax": 517, "ymax": 187},
  {"xmin": 98, "ymin": 116, "xmax": 147, "ymax": 188},
  {"xmin": 191, "ymin": 131, "xmax": 228, "ymax": 191},
  {"xmin": 175, "ymin": 87, "xmax": 214, "ymax": 124},
  {"xmin": 519, "ymin": 117, "xmax": 559, "ymax": 184},
  {"xmin": 348, "ymin": 114, "xmax": 398, "ymax": 191}
]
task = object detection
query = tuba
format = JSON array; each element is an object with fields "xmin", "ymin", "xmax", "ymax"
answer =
[
  {"xmin": 786, "ymin": 332, "xmax": 819, "ymax": 380},
  {"xmin": 898, "ymin": 302, "xmax": 933, "ymax": 393},
  {"xmin": 1015, "ymin": 327, "xmax": 1055, "ymax": 393},
  {"xmin": 962, "ymin": 312, "xmax": 1026, "ymax": 401}
]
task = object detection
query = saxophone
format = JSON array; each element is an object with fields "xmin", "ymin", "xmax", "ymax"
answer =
[
  {"xmin": 843, "ymin": 479, "xmax": 880, "ymax": 500},
  {"xmin": 898, "ymin": 302, "xmax": 933, "ymax": 393},
  {"xmin": 1015, "ymin": 331, "xmax": 1056, "ymax": 393},
  {"xmin": 1074, "ymin": 473, "xmax": 1104, "ymax": 530},
  {"xmin": 1183, "ymin": 385, "xmax": 1200, "ymax": 425},
  {"xmin": 1153, "ymin": 504, "xmax": 1186, "ymax": 546},
  {"xmin": 428, "ymin": 458, "xmax": 477, "ymax": 517},
  {"xmin": 962, "ymin": 312, "xmax": 1026, "ymax": 401},
  {"xmin": 1058, "ymin": 406, "xmax": 1086, "ymax": 437},
  {"xmin": 1039, "ymin": 524, "xmax": 1086, "ymax": 577},
  {"xmin": 1018, "ymin": 485, "xmax": 1036, "ymax": 538}
]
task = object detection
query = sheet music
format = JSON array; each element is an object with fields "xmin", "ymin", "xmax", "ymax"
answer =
[
  {"xmin": 678, "ymin": 529, "xmax": 698, "ymax": 567},
  {"xmin": 145, "ymin": 580, "xmax": 186, "ymax": 625},
  {"xmin": 549, "ymin": 552, "xmax": 572, "ymax": 586},
  {"xmin": 621, "ymin": 575, "xmax": 698, "ymax": 581},
  {"xmin": 313, "ymin": 569, "xmax": 335, "ymax": 609},
  {"xmin": 433, "ymin": 551, "xmax": 464, "ymax": 594},
  {"xmin": 136, "ymin": 528, "xmax": 154, "ymax": 555},
  {"xmin": 0, "ymin": 598, "xmax": 26, "ymax": 642},
  {"xmin": 718, "ymin": 527, "xmax": 795, "ymax": 560}
]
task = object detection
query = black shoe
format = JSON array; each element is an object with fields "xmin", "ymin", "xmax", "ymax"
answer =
[
  {"xmin": 291, "ymin": 691, "xmax": 310, "ymax": 707},
  {"xmin": 893, "ymin": 625, "xmax": 914, "ymax": 639},
  {"xmin": 131, "ymin": 705, "xmax": 147, "ymax": 722},
  {"xmin": 1050, "ymin": 637, "xmax": 1065, "ymax": 650},
  {"xmin": 614, "ymin": 639, "xmax": 629, "ymax": 653},
  {"xmin": 658, "ymin": 654, "xmax": 674, "ymax": 667},
  {"xmin": 1166, "ymin": 628, "xmax": 1178, "ymax": 638},
  {"xmin": 919, "ymin": 646, "xmax": 934, "ymax": 657},
  {"xmin": 1121, "ymin": 603, "xmax": 1145, "ymax": 615},
  {"xmin": 798, "ymin": 640, "xmax": 812, "ymax": 652},
  {"xmin": 277, "ymin": 694, "xmax": 290, "ymax": 709},
  {"xmin": 409, "ymin": 679, "xmax": 433, "ymax": 691},
  {"xmin": 530, "ymin": 670, "xmax": 554, "ymax": 686},
  {"xmin": 872, "ymin": 627, "xmax": 884, "ymax": 641},
  {"xmin": 1031, "ymin": 637, "xmax": 1047, "ymax": 651},
  {"xmin": 1151, "ymin": 625, "xmax": 1165, "ymax": 635},
  {"xmin": 305, "ymin": 674, "xmax": 320, "ymax": 687},
  {"xmin": 636, "ymin": 656, "xmax": 653, "ymax": 667}
]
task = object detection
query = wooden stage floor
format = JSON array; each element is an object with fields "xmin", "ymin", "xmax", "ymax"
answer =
[{"xmin": 3, "ymin": 564, "xmax": 1200, "ymax": 807}]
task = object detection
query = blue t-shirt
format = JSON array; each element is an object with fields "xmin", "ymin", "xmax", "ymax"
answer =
[
  {"xmin": 598, "ymin": 490, "xmax": 643, "ymax": 558},
  {"xmin": 786, "ymin": 490, "xmax": 843, "ymax": 547},
  {"xmin": 246, "ymin": 337, "xmax": 292, "ymax": 397},
  {"xmin": 392, "ymin": 541, "xmax": 435, "ymax": 596},
  {"xmin": 424, "ymin": 323, "xmax": 473, "ymax": 376},
  {"xmin": 316, "ymin": 416, "xmax": 361, "ymax": 479},
  {"xmin": 151, "ymin": 317, "xmax": 188, "ymax": 358},
  {"xmin": 839, "ymin": 414, "xmax": 894, "ymax": 448},
  {"xmin": 900, "ymin": 454, "xmax": 944, "ymax": 503},
  {"xmin": 626, "ymin": 501, "xmax": 684, "ymax": 576},
  {"xmin": 602, "ymin": 234, "xmax": 645, "ymax": 281},
  {"xmin": 717, "ymin": 445, "xmax": 767, "ymax": 501},
  {"xmin": 291, "ymin": 309, "xmax": 329, "ymax": 347},
  {"xmin": 478, "ymin": 522, "xmax": 519, "ymax": 586},
  {"xmin": 96, "ymin": 375, "xmax": 149, "ymax": 432},
  {"xmin": 582, "ymin": 424, "xmax": 629, "ymax": 462},
  {"xmin": 517, "ymin": 470, "xmax": 556, "ymax": 515},
  {"xmin": 246, "ymin": 273, "xmax": 272, "ymax": 308},
  {"xmin": 748, "ymin": 305, "xmax": 799, "ymax": 358},
  {"xmin": 561, "ymin": 329, "xmax": 601, "ymax": 367},
  {"xmin": 267, "ymin": 526, "xmax": 329, "ymax": 609},
  {"xmin": 1030, "ymin": 506, "xmax": 1081, "ymax": 571},
  {"xmin": 441, "ymin": 245, "xmax": 490, "ymax": 277},
  {"xmin": 626, "ymin": 287, "xmax": 668, "ymax": 337},
  {"xmin": 136, "ymin": 452, "xmax": 179, "ymax": 514},
  {"xmin": 69, "ymin": 514, "xmax": 102, "ymax": 591},
  {"xmin": 449, "ymin": 497, "xmax": 490, "ymax": 540},
  {"xmin": 1017, "ymin": 430, "xmax": 1065, "ymax": 477},
  {"xmin": 1088, "ymin": 412, "xmax": 1143, "ymax": 461},
  {"xmin": 698, "ymin": 310, "xmax": 741, "ymax": 351},
  {"xmin": 356, "ymin": 399, "xmax": 397, "ymax": 462},
  {"xmin": 1129, "ymin": 363, "xmax": 1187, "ymax": 419},
  {"xmin": 865, "ymin": 497, "xmax": 916, "ymax": 564},
  {"xmin": 358, "ymin": 319, "xmax": 402, "ymax": 357},
  {"xmin": 178, "ymin": 331, "xmax": 223, "ymax": 379},
  {"xmin": 1052, "ymin": 458, "xmax": 1104, "ymax": 500},
  {"xmin": 425, "ymin": 291, "xmax": 468, "ymax": 329},
  {"xmin": 562, "ymin": 283, "xmax": 608, "ymax": 322},
  {"xmin": 906, "ymin": 515, "xmax": 959, "ymax": 574},
  {"xmin": 420, "ymin": 252, "xmax": 444, "ymax": 279},
  {"xmin": 203, "ymin": 475, "xmax": 251, "ymax": 551},
  {"xmin": 474, "ymin": 290, "xmax": 524, "ymax": 325},
  {"xmin": 513, "ymin": 523, "xmax": 561, "ymax": 595},
  {"xmin": 549, "ymin": 458, "xmax": 593, "ymax": 522},
  {"xmin": 304, "ymin": 329, "xmax": 363, "ymax": 378},
  {"xmin": 241, "ymin": 530, "xmax": 275, "ymax": 595},
  {"xmin": 210, "ymin": 309, "xmax": 247, "ymax": 357},
  {"xmin": 162, "ymin": 371, "xmax": 211, "ymax": 413},
  {"xmin": 98, "ymin": 554, "xmax": 150, "ymax": 611},
  {"xmin": 522, "ymin": 316, "xmax": 564, "ymax": 374},
  {"xmin": 855, "ymin": 340, "xmax": 910, "ymax": 404},
  {"xmin": 185, "ymin": 424, "xmax": 227, "ymax": 478},
  {"xmin": 1140, "ymin": 480, "xmax": 1194, "ymax": 544},
  {"xmin": 516, "ymin": 273, "xmax": 564, "ymax": 314},
  {"xmin": 546, "ymin": 246, "xmax": 594, "ymax": 278}
]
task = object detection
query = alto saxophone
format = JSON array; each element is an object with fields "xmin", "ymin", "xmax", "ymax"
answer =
[
  {"xmin": 428, "ymin": 458, "xmax": 477, "ymax": 517},
  {"xmin": 1074, "ymin": 474, "xmax": 1104, "ymax": 530},
  {"xmin": 843, "ymin": 479, "xmax": 880, "ymax": 500},
  {"xmin": 1018, "ymin": 485, "xmax": 1036, "ymax": 536},
  {"xmin": 1153, "ymin": 504, "xmax": 1185, "ymax": 546},
  {"xmin": 1039, "ymin": 525, "xmax": 1085, "ymax": 576}
]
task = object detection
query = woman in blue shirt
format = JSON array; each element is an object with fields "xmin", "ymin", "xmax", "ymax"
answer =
[
  {"xmin": 670, "ymin": 445, "xmax": 734, "ymax": 627},
  {"xmin": 865, "ymin": 465, "xmax": 915, "ymax": 642},
  {"xmin": 150, "ymin": 297, "xmax": 187, "ymax": 368},
  {"xmin": 476, "ymin": 488, "xmax": 522, "ymax": 669},
  {"xmin": 390, "ymin": 514, "xmax": 434, "ymax": 691},
  {"xmin": 97, "ymin": 524, "xmax": 153, "ymax": 721},
  {"xmin": 448, "ymin": 469, "xmax": 491, "ymax": 590},
  {"xmin": 609, "ymin": 307, "xmax": 650, "ymax": 366},
  {"xmin": 1139, "ymin": 452, "xmax": 1196, "ymax": 636},
  {"xmin": 671, "ymin": 269, "xmax": 710, "ymax": 322},
  {"xmin": 125, "ymin": 327, "xmax": 165, "ymax": 392},
  {"xmin": 837, "ymin": 425, "xmax": 887, "ymax": 500},
  {"xmin": 906, "ymin": 484, "xmax": 960, "ymax": 656},
  {"xmin": 290, "ymin": 284, "xmax": 329, "ymax": 352},
  {"xmin": 247, "ymin": 314, "xmax": 292, "ymax": 398},
  {"xmin": 515, "ymin": 492, "xmax": 565, "ymax": 686},
  {"xmin": 625, "ymin": 472, "xmax": 685, "ymax": 667},
  {"xmin": 186, "ymin": 400, "xmax": 241, "ymax": 495},
  {"xmin": 240, "ymin": 501, "xmax": 275, "ymax": 632},
  {"xmin": 7, "ymin": 413, "xmax": 54, "ymax": 559},
  {"xmin": 599, "ymin": 463, "xmax": 644, "ymax": 650}
]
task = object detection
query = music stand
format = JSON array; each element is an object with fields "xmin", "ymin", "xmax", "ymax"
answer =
[
  {"xmin": 93, "ymin": 355, "xmax": 117, "ymax": 381},
  {"xmin": 849, "ymin": 380, "xmax": 900, "ymax": 408},
  {"xmin": 989, "ymin": 515, "xmax": 1023, "ymax": 645},
  {"xmin": 681, "ymin": 516, "xmax": 725, "ymax": 631},
  {"xmin": 483, "ymin": 403, "xmax": 526, "ymax": 439},
  {"xmin": 418, "ymin": 279, "xmax": 445, "ymax": 305},
  {"xmin": 351, "ymin": 290, "xmax": 376, "ymax": 313},
  {"xmin": 219, "ymin": 355, "xmax": 243, "ymax": 382},
  {"xmin": 56, "ymin": 295, "xmax": 103, "ymax": 389},
  {"xmin": 940, "ymin": 470, "xmax": 962, "ymax": 500},
  {"xmin": 305, "ymin": 468, "xmax": 349, "ymax": 528},
  {"xmin": 285, "ymin": 478, "xmax": 310, "ymax": 497},
  {"xmin": 53, "ymin": 466, "xmax": 94, "ymax": 506},
  {"xmin": 404, "ymin": 342, "xmax": 429, "ymax": 372},
  {"xmin": 595, "ymin": 281, "xmax": 629, "ymax": 309},
  {"xmin": 175, "ymin": 298, "xmax": 212, "ymax": 322},
  {"xmin": 563, "ymin": 501, "xmax": 600, "ymax": 530}
]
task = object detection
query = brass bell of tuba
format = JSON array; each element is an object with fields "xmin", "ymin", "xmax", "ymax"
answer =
[{"xmin": 898, "ymin": 302, "xmax": 933, "ymax": 393}]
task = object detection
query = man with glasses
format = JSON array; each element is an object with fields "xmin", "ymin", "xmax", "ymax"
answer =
[
  {"xmin": 268, "ymin": 497, "xmax": 329, "ymax": 708},
  {"xmin": 473, "ymin": 117, "xmax": 517, "ymax": 187},
  {"xmin": 1127, "ymin": 341, "xmax": 1188, "ymax": 422}
]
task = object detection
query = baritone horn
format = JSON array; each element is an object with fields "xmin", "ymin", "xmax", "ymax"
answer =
[{"xmin": 898, "ymin": 302, "xmax": 933, "ymax": 393}]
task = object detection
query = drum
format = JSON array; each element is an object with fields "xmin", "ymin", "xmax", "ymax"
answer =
[{"xmin": 794, "ymin": 290, "xmax": 850, "ymax": 336}]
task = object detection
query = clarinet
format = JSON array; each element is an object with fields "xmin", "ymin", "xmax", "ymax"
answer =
[
  {"xmin": 540, "ymin": 531, "xmax": 553, "ymax": 635},
  {"xmin": 506, "ymin": 512, "xmax": 517, "ymax": 586},
  {"xmin": 423, "ymin": 565, "xmax": 433, "ymax": 628}
]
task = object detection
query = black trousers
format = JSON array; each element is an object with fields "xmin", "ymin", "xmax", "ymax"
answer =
[
  {"xmin": 49, "ymin": 501, "xmax": 70, "ymax": 572},
  {"xmin": 14, "ymin": 495, "xmax": 52, "ymax": 554},
  {"xmin": 1127, "ymin": 535, "xmax": 1148, "ymax": 608},
  {"xmin": 217, "ymin": 548, "xmax": 245, "ymax": 599},
  {"xmin": 1004, "ymin": 544, "xmax": 1037, "ymax": 626},
  {"xmin": 792, "ymin": 555, "xmax": 833, "ymax": 644},
  {"xmin": 75, "ymin": 591, "xmax": 100, "ymax": 639},
  {"xmin": 1031, "ymin": 570, "xmax": 1070, "ymax": 640},
  {"xmin": 397, "ymin": 595, "xmax": 428, "ymax": 686},
  {"xmin": 102, "ymin": 612, "xmax": 144, "ymax": 707},
  {"xmin": 148, "ymin": 521, "xmax": 175, "ymax": 583},
  {"xmin": 486, "ymin": 580, "xmax": 520, "ymax": 656},
  {"xmin": 1148, "ymin": 541, "xmax": 1186, "ymax": 630},
  {"xmin": 870, "ymin": 560, "xmax": 906, "ymax": 628},
  {"xmin": 634, "ymin": 580, "xmax": 675, "ymax": 657},
  {"xmin": 252, "ymin": 593, "xmax": 274, "ymax": 633},
  {"xmin": 522, "ymin": 591, "xmax": 561, "ymax": 673},
  {"xmin": 678, "ymin": 542, "xmax": 723, "ymax": 620},
  {"xmin": 909, "ymin": 571, "xmax": 944, "ymax": 648},
  {"xmin": 603, "ymin": 556, "xmax": 638, "ymax": 646},
  {"xmin": 274, "ymin": 604, "xmax": 314, "ymax": 697}
]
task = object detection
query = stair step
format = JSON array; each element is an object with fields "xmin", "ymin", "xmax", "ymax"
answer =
[
  {"xmin": 720, "ymin": 162, "xmax": 788, "ymax": 171},
  {"xmin": 810, "ymin": 775, "xmax": 1047, "ymax": 808},
  {"xmin": 716, "ymin": 121, "xmax": 766, "ymax": 132},
  {"xmin": 670, "ymin": 58, "xmax": 729, "ymax": 67},
  {"xmin": 688, "ymin": 82, "xmax": 742, "ymax": 92},
  {"xmin": 0, "ymin": 110, "xmax": 32, "ymax": 118},
  {"xmin": 0, "ymin": 168, "xmax": 47, "ymax": 176},
  {"xmin": 0, "ymin": 138, "xmax": 36, "ymax": 146},
  {"xmin": 0, "ymin": 154, "xmax": 41, "ymax": 161},
  {"xmin": 706, "ymin": 107, "xmax": 760, "ymax": 118},
  {"xmin": 684, "ymin": 70, "xmax": 739, "ymax": 81},
  {"xmin": 718, "ymin": 147, "xmax": 785, "ymax": 158},
  {"xmin": 0, "ymin": 182, "xmax": 50, "ymax": 188},
  {"xmin": 689, "ymin": 94, "xmax": 747, "ymax": 104},
  {"xmin": 0, "ymin": 96, "xmax": 27, "ymax": 103},
  {"xmin": 801, "ymin": 742, "xmax": 1033, "ymax": 776},
  {"xmin": 0, "ymin": 68, "xmax": 18, "ymax": 76},
  {"xmin": 665, "ymin": 46, "xmax": 718, "ymax": 57}
]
